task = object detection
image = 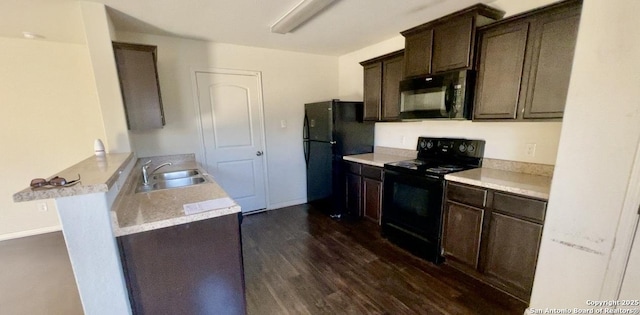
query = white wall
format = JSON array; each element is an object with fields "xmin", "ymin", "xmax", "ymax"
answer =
[
  {"xmin": 375, "ymin": 121, "xmax": 561, "ymax": 164},
  {"xmin": 0, "ymin": 37, "xmax": 106, "ymax": 238},
  {"xmin": 79, "ymin": 2, "xmax": 130, "ymax": 153},
  {"xmin": 338, "ymin": 0, "xmax": 562, "ymax": 165},
  {"xmin": 530, "ymin": 0, "xmax": 640, "ymax": 307},
  {"xmin": 114, "ymin": 32, "xmax": 338, "ymax": 208}
]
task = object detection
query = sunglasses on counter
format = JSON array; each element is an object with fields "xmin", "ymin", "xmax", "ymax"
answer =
[{"xmin": 30, "ymin": 174, "xmax": 81, "ymax": 188}]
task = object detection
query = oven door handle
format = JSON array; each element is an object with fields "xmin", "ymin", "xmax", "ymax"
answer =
[{"xmin": 384, "ymin": 169, "xmax": 443, "ymax": 184}]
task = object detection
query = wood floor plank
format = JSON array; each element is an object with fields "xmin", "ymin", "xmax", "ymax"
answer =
[{"xmin": 242, "ymin": 204, "xmax": 527, "ymax": 315}]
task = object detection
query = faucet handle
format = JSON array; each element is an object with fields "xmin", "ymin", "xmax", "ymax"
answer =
[{"xmin": 143, "ymin": 160, "xmax": 152, "ymax": 169}]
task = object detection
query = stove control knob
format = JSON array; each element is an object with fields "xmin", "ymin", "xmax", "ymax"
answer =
[
  {"xmin": 426, "ymin": 140, "xmax": 434, "ymax": 149},
  {"xmin": 419, "ymin": 139, "xmax": 428, "ymax": 149},
  {"xmin": 458, "ymin": 143, "xmax": 467, "ymax": 153},
  {"xmin": 467, "ymin": 144, "xmax": 476, "ymax": 153}
]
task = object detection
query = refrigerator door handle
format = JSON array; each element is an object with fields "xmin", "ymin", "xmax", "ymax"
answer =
[
  {"xmin": 303, "ymin": 113, "xmax": 310, "ymax": 167},
  {"xmin": 327, "ymin": 107, "xmax": 334, "ymax": 142},
  {"xmin": 304, "ymin": 140, "xmax": 310, "ymax": 168},
  {"xmin": 303, "ymin": 114, "xmax": 309, "ymax": 140}
]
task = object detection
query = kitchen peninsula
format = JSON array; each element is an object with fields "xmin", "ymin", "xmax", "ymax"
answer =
[{"xmin": 13, "ymin": 153, "xmax": 245, "ymax": 315}]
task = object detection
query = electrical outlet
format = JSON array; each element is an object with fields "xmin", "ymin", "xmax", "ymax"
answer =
[
  {"xmin": 37, "ymin": 203, "xmax": 48, "ymax": 212},
  {"xmin": 526, "ymin": 143, "xmax": 537, "ymax": 157}
]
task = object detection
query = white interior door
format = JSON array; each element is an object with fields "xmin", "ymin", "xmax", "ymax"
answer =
[{"xmin": 195, "ymin": 70, "xmax": 267, "ymax": 213}]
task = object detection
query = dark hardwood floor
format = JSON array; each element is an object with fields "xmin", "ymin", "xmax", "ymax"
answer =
[
  {"xmin": 242, "ymin": 204, "xmax": 527, "ymax": 315},
  {"xmin": 0, "ymin": 203, "xmax": 526, "ymax": 314}
]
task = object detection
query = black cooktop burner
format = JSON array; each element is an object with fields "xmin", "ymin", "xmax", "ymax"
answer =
[
  {"xmin": 425, "ymin": 165, "xmax": 465, "ymax": 174},
  {"xmin": 386, "ymin": 159, "xmax": 468, "ymax": 176},
  {"xmin": 384, "ymin": 137, "xmax": 486, "ymax": 177}
]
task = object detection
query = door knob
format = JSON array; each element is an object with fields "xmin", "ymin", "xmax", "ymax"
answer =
[{"xmin": 256, "ymin": 151, "xmax": 263, "ymax": 156}]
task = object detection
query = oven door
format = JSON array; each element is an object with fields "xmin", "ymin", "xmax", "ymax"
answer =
[{"xmin": 382, "ymin": 169, "xmax": 445, "ymax": 242}]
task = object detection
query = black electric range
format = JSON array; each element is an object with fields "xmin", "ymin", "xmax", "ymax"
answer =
[{"xmin": 381, "ymin": 137, "xmax": 485, "ymax": 263}]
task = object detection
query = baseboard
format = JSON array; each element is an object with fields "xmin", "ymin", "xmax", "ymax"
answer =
[
  {"xmin": 0, "ymin": 225, "xmax": 62, "ymax": 241},
  {"xmin": 267, "ymin": 198, "xmax": 307, "ymax": 211}
]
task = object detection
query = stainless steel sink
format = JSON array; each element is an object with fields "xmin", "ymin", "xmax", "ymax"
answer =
[
  {"xmin": 151, "ymin": 169, "xmax": 200, "ymax": 181},
  {"xmin": 136, "ymin": 172, "xmax": 207, "ymax": 193},
  {"xmin": 152, "ymin": 177, "xmax": 206, "ymax": 190}
]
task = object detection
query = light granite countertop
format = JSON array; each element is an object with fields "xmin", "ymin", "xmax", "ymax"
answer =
[
  {"xmin": 13, "ymin": 153, "xmax": 134, "ymax": 202},
  {"xmin": 343, "ymin": 146, "xmax": 417, "ymax": 167},
  {"xmin": 445, "ymin": 168, "xmax": 552, "ymax": 200},
  {"xmin": 110, "ymin": 154, "xmax": 240, "ymax": 236},
  {"xmin": 343, "ymin": 153, "xmax": 413, "ymax": 167}
]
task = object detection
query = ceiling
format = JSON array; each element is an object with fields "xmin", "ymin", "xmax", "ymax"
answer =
[{"xmin": 0, "ymin": 0, "xmax": 523, "ymax": 56}]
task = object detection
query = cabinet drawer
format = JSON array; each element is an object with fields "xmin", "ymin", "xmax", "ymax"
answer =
[
  {"xmin": 345, "ymin": 162, "xmax": 361, "ymax": 175},
  {"xmin": 446, "ymin": 182, "xmax": 487, "ymax": 208},
  {"xmin": 492, "ymin": 192, "xmax": 547, "ymax": 223},
  {"xmin": 361, "ymin": 165, "xmax": 383, "ymax": 181}
]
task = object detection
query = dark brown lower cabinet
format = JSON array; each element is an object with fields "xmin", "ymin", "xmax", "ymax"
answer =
[
  {"xmin": 117, "ymin": 214, "xmax": 246, "ymax": 315},
  {"xmin": 363, "ymin": 177, "xmax": 382, "ymax": 223},
  {"xmin": 483, "ymin": 213, "xmax": 543, "ymax": 298},
  {"xmin": 443, "ymin": 182, "xmax": 547, "ymax": 302},
  {"xmin": 344, "ymin": 161, "xmax": 383, "ymax": 223},
  {"xmin": 442, "ymin": 202, "xmax": 484, "ymax": 270}
]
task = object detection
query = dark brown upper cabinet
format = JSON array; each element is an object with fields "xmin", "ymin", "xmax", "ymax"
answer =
[
  {"xmin": 113, "ymin": 42, "xmax": 165, "ymax": 130},
  {"xmin": 403, "ymin": 31, "xmax": 433, "ymax": 78},
  {"xmin": 360, "ymin": 50, "xmax": 404, "ymax": 121},
  {"xmin": 401, "ymin": 4, "xmax": 504, "ymax": 78},
  {"xmin": 473, "ymin": 0, "xmax": 582, "ymax": 120}
]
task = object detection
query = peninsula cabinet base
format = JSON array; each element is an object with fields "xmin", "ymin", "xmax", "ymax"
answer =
[{"xmin": 117, "ymin": 214, "xmax": 246, "ymax": 315}]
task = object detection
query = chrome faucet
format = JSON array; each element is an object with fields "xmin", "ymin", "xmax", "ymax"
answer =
[{"xmin": 142, "ymin": 160, "xmax": 172, "ymax": 185}]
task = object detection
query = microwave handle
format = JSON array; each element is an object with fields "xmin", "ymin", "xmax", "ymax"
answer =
[{"xmin": 444, "ymin": 84, "xmax": 454, "ymax": 116}]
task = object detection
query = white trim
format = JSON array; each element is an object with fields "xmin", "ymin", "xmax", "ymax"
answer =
[
  {"xmin": 267, "ymin": 198, "xmax": 307, "ymax": 210},
  {"xmin": 0, "ymin": 225, "xmax": 62, "ymax": 241},
  {"xmin": 600, "ymin": 136, "xmax": 640, "ymax": 299},
  {"xmin": 190, "ymin": 67, "xmax": 271, "ymax": 210},
  {"xmin": 242, "ymin": 208, "xmax": 269, "ymax": 216}
]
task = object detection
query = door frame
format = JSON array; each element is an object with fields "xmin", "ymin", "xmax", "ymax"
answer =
[
  {"xmin": 601, "ymin": 135, "xmax": 640, "ymax": 299},
  {"xmin": 190, "ymin": 67, "xmax": 270, "ymax": 212}
]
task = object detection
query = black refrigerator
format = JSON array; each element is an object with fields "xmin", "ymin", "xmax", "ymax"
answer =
[{"xmin": 303, "ymin": 100, "xmax": 374, "ymax": 215}]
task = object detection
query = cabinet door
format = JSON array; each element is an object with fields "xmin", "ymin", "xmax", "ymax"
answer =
[
  {"xmin": 113, "ymin": 42, "xmax": 165, "ymax": 130},
  {"xmin": 432, "ymin": 16, "xmax": 474, "ymax": 73},
  {"xmin": 363, "ymin": 63, "xmax": 382, "ymax": 121},
  {"xmin": 381, "ymin": 54, "xmax": 404, "ymax": 121},
  {"xmin": 362, "ymin": 178, "xmax": 382, "ymax": 224},
  {"xmin": 404, "ymin": 30, "xmax": 433, "ymax": 77},
  {"xmin": 118, "ymin": 214, "xmax": 246, "ymax": 315},
  {"xmin": 442, "ymin": 202, "xmax": 484, "ymax": 270},
  {"xmin": 345, "ymin": 172, "xmax": 362, "ymax": 216},
  {"xmin": 483, "ymin": 212, "xmax": 543, "ymax": 300},
  {"xmin": 523, "ymin": 7, "xmax": 581, "ymax": 119},
  {"xmin": 474, "ymin": 22, "xmax": 529, "ymax": 120}
]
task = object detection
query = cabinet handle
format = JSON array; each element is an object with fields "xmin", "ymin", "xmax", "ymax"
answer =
[{"xmin": 256, "ymin": 151, "xmax": 263, "ymax": 156}]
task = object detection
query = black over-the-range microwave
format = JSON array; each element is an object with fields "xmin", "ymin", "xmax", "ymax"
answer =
[{"xmin": 399, "ymin": 69, "xmax": 475, "ymax": 120}]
